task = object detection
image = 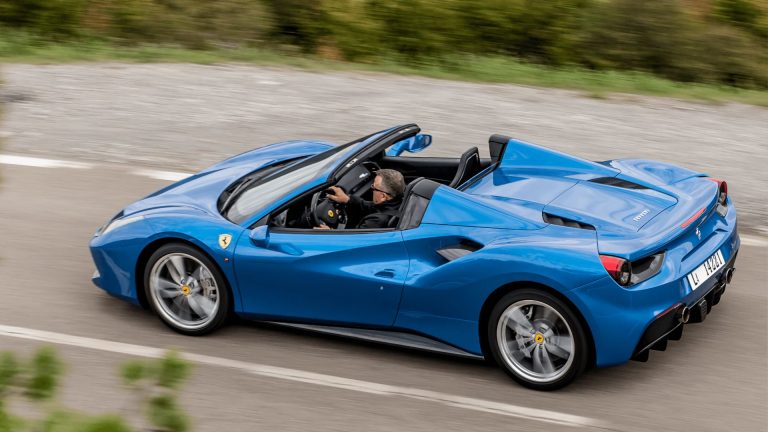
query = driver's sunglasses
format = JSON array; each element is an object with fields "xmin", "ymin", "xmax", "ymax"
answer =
[{"xmin": 371, "ymin": 185, "xmax": 391, "ymax": 196}]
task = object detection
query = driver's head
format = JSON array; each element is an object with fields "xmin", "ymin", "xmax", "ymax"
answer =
[{"xmin": 372, "ymin": 169, "xmax": 405, "ymax": 205}]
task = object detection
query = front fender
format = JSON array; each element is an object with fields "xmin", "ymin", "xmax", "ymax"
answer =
[{"xmin": 143, "ymin": 212, "xmax": 247, "ymax": 313}]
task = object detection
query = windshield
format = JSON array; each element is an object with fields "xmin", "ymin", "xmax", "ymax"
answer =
[{"xmin": 225, "ymin": 144, "xmax": 358, "ymax": 224}]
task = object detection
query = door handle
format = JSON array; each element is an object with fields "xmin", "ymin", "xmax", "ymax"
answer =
[{"xmin": 374, "ymin": 269, "xmax": 396, "ymax": 278}]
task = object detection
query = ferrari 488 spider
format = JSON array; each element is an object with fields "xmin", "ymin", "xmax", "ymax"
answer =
[{"xmin": 91, "ymin": 124, "xmax": 739, "ymax": 390}]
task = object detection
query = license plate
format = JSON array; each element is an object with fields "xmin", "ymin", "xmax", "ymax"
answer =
[{"xmin": 687, "ymin": 250, "xmax": 725, "ymax": 291}]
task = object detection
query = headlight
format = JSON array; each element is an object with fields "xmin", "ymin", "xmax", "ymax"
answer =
[{"xmin": 97, "ymin": 214, "xmax": 145, "ymax": 236}]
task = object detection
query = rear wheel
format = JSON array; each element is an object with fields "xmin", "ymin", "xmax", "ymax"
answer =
[
  {"xmin": 144, "ymin": 243, "xmax": 230, "ymax": 335},
  {"xmin": 488, "ymin": 289, "xmax": 588, "ymax": 390}
]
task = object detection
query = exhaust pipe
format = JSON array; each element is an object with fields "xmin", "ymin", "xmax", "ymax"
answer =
[
  {"xmin": 725, "ymin": 268, "xmax": 735, "ymax": 284},
  {"xmin": 676, "ymin": 305, "xmax": 691, "ymax": 324}
]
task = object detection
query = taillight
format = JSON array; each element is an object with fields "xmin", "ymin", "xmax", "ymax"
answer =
[
  {"xmin": 600, "ymin": 252, "xmax": 665, "ymax": 287},
  {"xmin": 708, "ymin": 178, "xmax": 728, "ymax": 206},
  {"xmin": 600, "ymin": 255, "xmax": 631, "ymax": 286}
]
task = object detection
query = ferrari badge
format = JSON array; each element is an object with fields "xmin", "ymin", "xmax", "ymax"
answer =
[
  {"xmin": 218, "ymin": 234, "xmax": 232, "ymax": 249},
  {"xmin": 328, "ymin": 210, "xmax": 335, "ymax": 218}
]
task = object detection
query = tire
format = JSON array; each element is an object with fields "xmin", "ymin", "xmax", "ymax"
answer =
[
  {"xmin": 144, "ymin": 243, "xmax": 230, "ymax": 335},
  {"xmin": 488, "ymin": 289, "xmax": 588, "ymax": 390}
]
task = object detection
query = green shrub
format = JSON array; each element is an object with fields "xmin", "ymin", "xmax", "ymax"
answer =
[
  {"xmin": 577, "ymin": 0, "xmax": 695, "ymax": 77},
  {"xmin": 25, "ymin": 347, "xmax": 63, "ymax": 401},
  {"xmin": 0, "ymin": 352, "xmax": 20, "ymax": 396},
  {"xmin": 147, "ymin": 395, "xmax": 188, "ymax": 432},
  {"xmin": 714, "ymin": 0, "xmax": 768, "ymax": 39},
  {"xmin": 0, "ymin": 0, "xmax": 766, "ymax": 89},
  {"xmin": 121, "ymin": 351, "xmax": 192, "ymax": 432},
  {"xmin": 0, "ymin": 0, "xmax": 86, "ymax": 39},
  {"xmin": 693, "ymin": 24, "xmax": 768, "ymax": 88}
]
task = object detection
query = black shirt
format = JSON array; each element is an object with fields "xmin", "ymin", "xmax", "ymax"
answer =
[{"xmin": 347, "ymin": 195, "xmax": 403, "ymax": 229}]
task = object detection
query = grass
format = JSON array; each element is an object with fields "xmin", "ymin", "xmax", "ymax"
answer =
[{"xmin": 1, "ymin": 34, "xmax": 767, "ymax": 107}]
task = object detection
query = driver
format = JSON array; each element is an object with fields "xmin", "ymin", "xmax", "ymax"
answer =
[{"xmin": 318, "ymin": 169, "xmax": 405, "ymax": 229}]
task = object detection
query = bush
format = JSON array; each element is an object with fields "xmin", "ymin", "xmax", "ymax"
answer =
[
  {"xmin": 0, "ymin": 0, "xmax": 766, "ymax": 89},
  {"xmin": 714, "ymin": 0, "xmax": 768, "ymax": 39},
  {"xmin": 452, "ymin": 0, "xmax": 594, "ymax": 65},
  {"xmin": 122, "ymin": 351, "xmax": 191, "ymax": 432},
  {"xmin": 0, "ymin": 347, "xmax": 193, "ymax": 432},
  {"xmin": 577, "ymin": 0, "xmax": 697, "ymax": 77},
  {"xmin": 693, "ymin": 24, "xmax": 768, "ymax": 88},
  {"xmin": 0, "ymin": 0, "xmax": 86, "ymax": 39}
]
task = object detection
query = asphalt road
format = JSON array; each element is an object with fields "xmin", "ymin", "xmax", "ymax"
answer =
[{"xmin": 0, "ymin": 160, "xmax": 766, "ymax": 432}]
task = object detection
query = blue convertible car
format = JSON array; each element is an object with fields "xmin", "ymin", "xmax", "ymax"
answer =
[{"xmin": 90, "ymin": 124, "xmax": 739, "ymax": 390}]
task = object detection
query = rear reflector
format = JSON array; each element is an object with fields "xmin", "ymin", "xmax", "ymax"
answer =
[{"xmin": 680, "ymin": 208, "xmax": 705, "ymax": 229}]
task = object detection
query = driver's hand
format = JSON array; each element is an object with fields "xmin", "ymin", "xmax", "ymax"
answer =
[
  {"xmin": 326, "ymin": 186, "xmax": 350, "ymax": 204},
  {"xmin": 314, "ymin": 224, "xmax": 332, "ymax": 230}
]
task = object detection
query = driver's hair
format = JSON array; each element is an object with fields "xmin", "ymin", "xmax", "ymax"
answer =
[{"xmin": 376, "ymin": 169, "xmax": 406, "ymax": 197}]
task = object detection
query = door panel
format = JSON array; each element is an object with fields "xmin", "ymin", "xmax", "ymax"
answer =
[{"xmin": 234, "ymin": 229, "xmax": 408, "ymax": 327}]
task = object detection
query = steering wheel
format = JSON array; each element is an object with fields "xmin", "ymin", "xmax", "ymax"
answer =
[{"xmin": 310, "ymin": 189, "xmax": 347, "ymax": 229}]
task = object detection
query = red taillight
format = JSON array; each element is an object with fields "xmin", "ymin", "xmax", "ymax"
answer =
[
  {"xmin": 708, "ymin": 178, "xmax": 728, "ymax": 205},
  {"xmin": 600, "ymin": 255, "xmax": 631, "ymax": 286}
]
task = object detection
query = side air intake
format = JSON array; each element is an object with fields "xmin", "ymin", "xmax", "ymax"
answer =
[
  {"xmin": 543, "ymin": 213, "xmax": 596, "ymax": 231},
  {"xmin": 589, "ymin": 177, "xmax": 648, "ymax": 190},
  {"xmin": 436, "ymin": 240, "xmax": 483, "ymax": 262}
]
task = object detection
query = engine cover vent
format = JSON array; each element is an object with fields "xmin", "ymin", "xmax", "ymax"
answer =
[
  {"xmin": 543, "ymin": 213, "xmax": 596, "ymax": 231},
  {"xmin": 589, "ymin": 177, "xmax": 648, "ymax": 190}
]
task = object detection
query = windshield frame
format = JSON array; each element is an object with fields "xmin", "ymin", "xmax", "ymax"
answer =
[{"xmin": 223, "ymin": 129, "xmax": 392, "ymax": 226}]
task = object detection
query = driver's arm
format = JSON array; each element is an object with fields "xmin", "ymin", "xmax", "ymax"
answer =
[
  {"xmin": 326, "ymin": 186, "xmax": 350, "ymax": 204},
  {"xmin": 328, "ymin": 186, "xmax": 374, "ymax": 217}
]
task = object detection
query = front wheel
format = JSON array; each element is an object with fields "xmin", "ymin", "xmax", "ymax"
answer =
[
  {"xmin": 488, "ymin": 289, "xmax": 588, "ymax": 390},
  {"xmin": 144, "ymin": 243, "xmax": 230, "ymax": 335}
]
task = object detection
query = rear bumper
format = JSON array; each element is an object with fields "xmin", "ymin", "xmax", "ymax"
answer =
[
  {"xmin": 631, "ymin": 250, "xmax": 737, "ymax": 361},
  {"xmin": 571, "ymin": 202, "xmax": 739, "ymax": 367}
]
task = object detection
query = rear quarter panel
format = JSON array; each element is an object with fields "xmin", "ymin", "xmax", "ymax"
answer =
[{"xmin": 396, "ymin": 223, "xmax": 605, "ymax": 356}]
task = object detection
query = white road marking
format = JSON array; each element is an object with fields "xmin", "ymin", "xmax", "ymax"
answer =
[
  {"xmin": 0, "ymin": 324, "xmax": 606, "ymax": 429},
  {"xmin": 131, "ymin": 169, "xmax": 191, "ymax": 182},
  {"xmin": 0, "ymin": 154, "xmax": 91, "ymax": 169}
]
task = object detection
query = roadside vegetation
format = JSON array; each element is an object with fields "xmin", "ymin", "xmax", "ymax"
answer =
[
  {"xmin": 0, "ymin": 0, "xmax": 767, "ymax": 106},
  {"xmin": 0, "ymin": 347, "xmax": 192, "ymax": 432}
]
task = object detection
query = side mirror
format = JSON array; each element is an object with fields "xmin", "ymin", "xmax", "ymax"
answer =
[
  {"xmin": 385, "ymin": 134, "xmax": 432, "ymax": 157},
  {"xmin": 249, "ymin": 225, "xmax": 270, "ymax": 248}
]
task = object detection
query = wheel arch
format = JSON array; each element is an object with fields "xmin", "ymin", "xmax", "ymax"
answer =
[
  {"xmin": 478, "ymin": 281, "xmax": 596, "ymax": 369},
  {"xmin": 135, "ymin": 237, "xmax": 233, "ymax": 313}
]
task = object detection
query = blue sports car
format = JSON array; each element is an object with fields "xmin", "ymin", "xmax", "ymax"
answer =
[{"xmin": 90, "ymin": 124, "xmax": 739, "ymax": 390}]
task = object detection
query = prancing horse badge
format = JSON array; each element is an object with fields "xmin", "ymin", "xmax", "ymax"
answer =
[{"xmin": 218, "ymin": 234, "xmax": 232, "ymax": 249}]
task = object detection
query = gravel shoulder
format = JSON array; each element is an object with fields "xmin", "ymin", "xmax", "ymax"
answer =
[{"xmin": 1, "ymin": 63, "xmax": 766, "ymax": 233}]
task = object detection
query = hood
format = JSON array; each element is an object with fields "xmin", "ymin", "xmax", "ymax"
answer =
[{"xmin": 123, "ymin": 140, "xmax": 333, "ymax": 217}]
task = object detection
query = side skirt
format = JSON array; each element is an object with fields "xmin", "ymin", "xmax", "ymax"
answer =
[{"xmin": 265, "ymin": 321, "xmax": 485, "ymax": 360}]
